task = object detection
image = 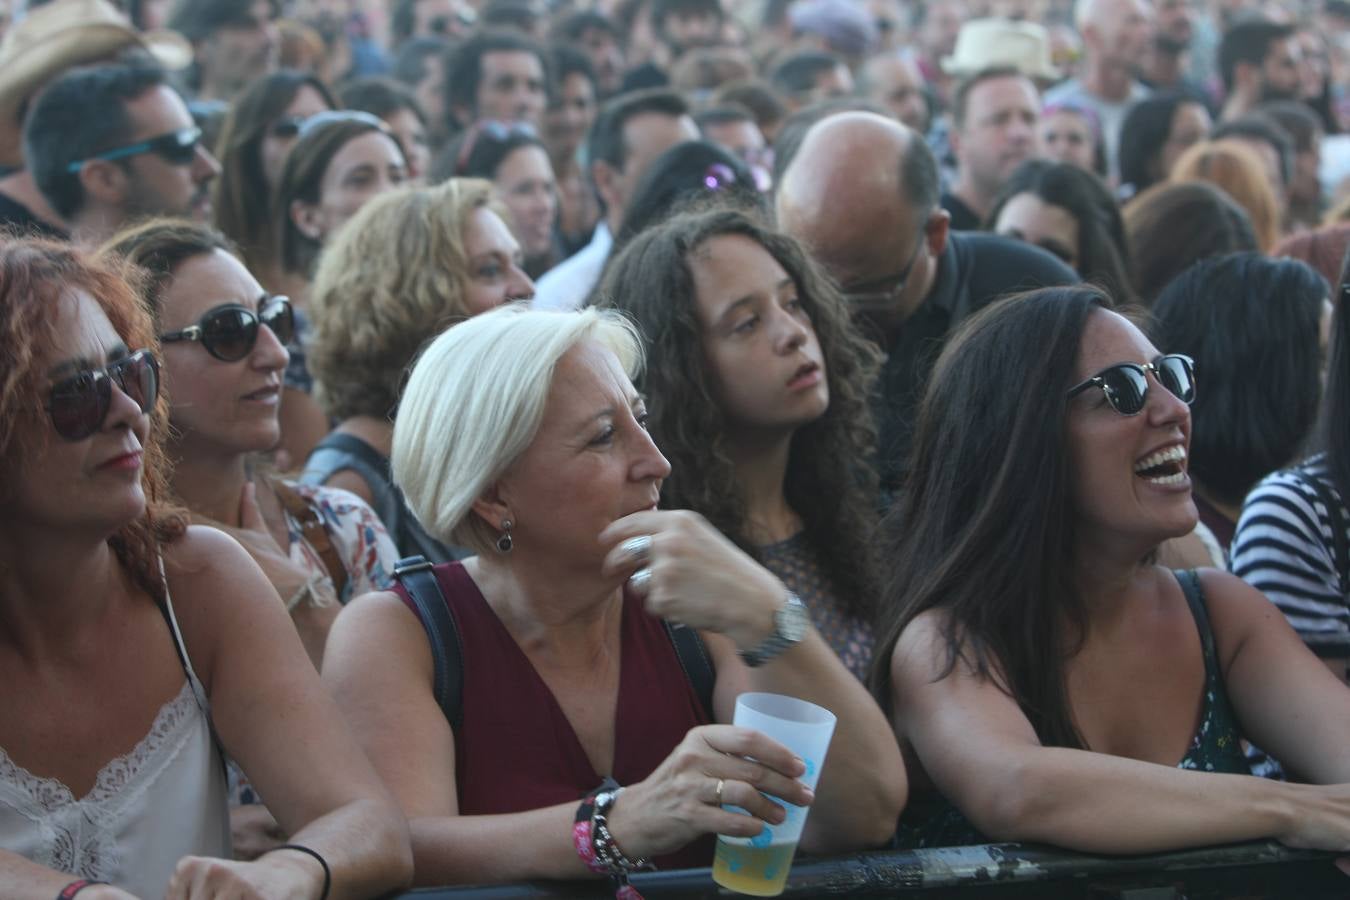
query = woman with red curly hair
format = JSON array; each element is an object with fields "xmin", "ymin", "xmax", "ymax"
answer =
[{"xmin": 0, "ymin": 238, "xmax": 411, "ymax": 898}]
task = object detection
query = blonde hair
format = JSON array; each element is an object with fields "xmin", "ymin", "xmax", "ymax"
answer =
[
  {"xmin": 1170, "ymin": 139, "xmax": 1281, "ymax": 252},
  {"xmin": 308, "ymin": 177, "xmax": 499, "ymax": 422},
  {"xmin": 392, "ymin": 305, "xmax": 643, "ymax": 556}
]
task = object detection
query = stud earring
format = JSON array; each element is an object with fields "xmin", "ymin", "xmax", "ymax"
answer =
[{"xmin": 496, "ymin": 519, "xmax": 513, "ymax": 554}]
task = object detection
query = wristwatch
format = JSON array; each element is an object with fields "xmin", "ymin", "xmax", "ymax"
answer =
[{"xmin": 739, "ymin": 592, "xmax": 809, "ymax": 667}]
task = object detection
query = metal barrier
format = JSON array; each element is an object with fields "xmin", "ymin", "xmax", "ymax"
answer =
[{"xmin": 398, "ymin": 841, "xmax": 1346, "ymax": 899}]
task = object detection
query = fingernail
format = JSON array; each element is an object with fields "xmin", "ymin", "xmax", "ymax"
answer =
[
  {"xmin": 802, "ymin": 788, "xmax": 815, "ymax": 804},
  {"xmin": 772, "ymin": 806, "xmax": 787, "ymax": 824}
]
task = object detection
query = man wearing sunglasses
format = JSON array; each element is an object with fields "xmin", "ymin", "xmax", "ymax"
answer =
[
  {"xmin": 24, "ymin": 60, "xmax": 221, "ymax": 246},
  {"xmin": 776, "ymin": 111, "xmax": 1077, "ymax": 493}
]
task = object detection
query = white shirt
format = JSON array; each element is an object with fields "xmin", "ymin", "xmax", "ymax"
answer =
[
  {"xmin": 532, "ymin": 222, "xmax": 613, "ymax": 311},
  {"xmin": 0, "ymin": 568, "xmax": 230, "ymax": 894}
]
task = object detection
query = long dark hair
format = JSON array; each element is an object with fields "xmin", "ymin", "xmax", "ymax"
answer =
[
  {"xmin": 985, "ymin": 159, "xmax": 1135, "ymax": 304},
  {"xmin": 213, "ymin": 71, "xmax": 335, "ymax": 274},
  {"xmin": 594, "ymin": 207, "xmax": 883, "ymax": 621},
  {"xmin": 869, "ymin": 286, "xmax": 1108, "ymax": 748}
]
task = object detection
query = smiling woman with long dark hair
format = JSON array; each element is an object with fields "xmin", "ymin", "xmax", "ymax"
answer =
[{"xmin": 870, "ymin": 284, "xmax": 1350, "ymax": 859}]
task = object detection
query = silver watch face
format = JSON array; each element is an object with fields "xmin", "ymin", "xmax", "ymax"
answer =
[{"xmin": 776, "ymin": 595, "xmax": 809, "ymax": 642}]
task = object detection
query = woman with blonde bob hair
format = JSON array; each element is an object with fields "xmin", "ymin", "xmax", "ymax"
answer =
[
  {"xmin": 302, "ymin": 178, "xmax": 534, "ymax": 561},
  {"xmin": 322, "ymin": 304, "xmax": 907, "ymax": 886},
  {"xmin": 1170, "ymin": 139, "xmax": 1282, "ymax": 252}
]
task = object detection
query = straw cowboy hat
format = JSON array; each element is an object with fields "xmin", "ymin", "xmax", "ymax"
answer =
[
  {"xmin": 0, "ymin": 0, "xmax": 193, "ymax": 167},
  {"xmin": 941, "ymin": 18, "xmax": 1061, "ymax": 82}
]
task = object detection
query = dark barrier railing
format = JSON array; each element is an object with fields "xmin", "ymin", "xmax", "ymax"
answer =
[{"xmin": 397, "ymin": 841, "xmax": 1345, "ymax": 899}]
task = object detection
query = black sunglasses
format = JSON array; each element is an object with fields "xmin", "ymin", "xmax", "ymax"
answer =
[
  {"xmin": 65, "ymin": 126, "xmax": 203, "ymax": 173},
  {"xmin": 270, "ymin": 114, "xmax": 307, "ymax": 139},
  {"xmin": 44, "ymin": 350, "xmax": 160, "ymax": 442},
  {"xmin": 1067, "ymin": 354, "xmax": 1196, "ymax": 416},
  {"xmin": 159, "ymin": 296, "xmax": 295, "ymax": 362}
]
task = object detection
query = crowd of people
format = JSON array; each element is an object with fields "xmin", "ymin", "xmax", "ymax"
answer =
[{"xmin": 1, "ymin": 0, "xmax": 1350, "ymax": 895}]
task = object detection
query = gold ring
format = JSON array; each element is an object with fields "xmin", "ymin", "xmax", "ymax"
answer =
[{"xmin": 714, "ymin": 778, "xmax": 725, "ymax": 806}]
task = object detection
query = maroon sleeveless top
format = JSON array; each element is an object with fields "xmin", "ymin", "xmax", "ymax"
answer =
[{"xmin": 395, "ymin": 561, "xmax": 714, "ymax": 869}]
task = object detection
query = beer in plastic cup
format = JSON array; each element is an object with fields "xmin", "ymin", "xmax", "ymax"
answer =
[{"xmin": 711, "ymin": 693, "xmax": 836, "ymax": 896}]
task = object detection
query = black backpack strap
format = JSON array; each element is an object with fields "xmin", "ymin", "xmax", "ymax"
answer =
[
  {"xmin": 393, "ymin": 555, "xmax": 465, "ymax": 734},
  {"xmin": 663, "ymin": 620, "xmax": 717, "ymax": 722}
]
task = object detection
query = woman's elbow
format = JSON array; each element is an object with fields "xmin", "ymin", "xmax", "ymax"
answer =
[{"xmin": 363, "ymin": 796, "xmax": 416, "ymax": 889}]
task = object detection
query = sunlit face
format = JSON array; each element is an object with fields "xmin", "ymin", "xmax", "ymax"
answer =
[
  {"xmin": 493, "ymin": 145, "xmax": 557, "ymax": 261},
  {"xmin": 690, "ymin": 234, "xmax": 828, "ymax": 437},
  {"xmin": 199, "ymin": 0, "xmax": 279, "ymax": 93},
  {"xmin": 1095, "ymin": 0, "xmax": 1153, "ymax": 63},
  {"xmin": 293, "ymin": 130, "xmax": 407, "ymax": 244},
  {"xmin": 1042, "ymin": 108, "xmax": 1096, "ymax": 173},
  {"xmin": 10, "ymin": 291, "xmax": 151, "ymax": 536},
  {"xmin": 158, "ymin": 250, "xmax": 289, "ymax": 459},
  {"xmin": 994, "ymin": 192, "xmax": 1080, "ymax": 271},
  {"xmin": 490, "ymin": 339, "xmax": 669, "ymax": 568},
  {"xmin": 260, "ymin": 84, "xmax": 332, "ymax": 192},
  {"xmin": 863, "ymin": 55, "xmax": 929, "ymax": 131},
  {"xmin": 121, "ymin": 86, "xmax": 222, "ymax": 223},
  {"xmin": 544, "ymin": 71, "xmax": 597, "ymax": 157},
  {"xmin": 955, "ymin": 74, "xmax": 1042, "ymax": 194},
  {"xmin": 1066, "ymin": 309, "xmax": 1197, "ymax": 552},
  {"xmin": 474, "ymin": 50, "xmax": 547, "ymax": 128},
  {"xmin": 1159, "ymin": 101, "xmax": 1211, "ymax": 180},
  {"xmin": 384, "ymin": 107, "xmax": 430, "ymax": 182},
  {"xmin": 461, "ymin": 206, "xmax": 535, "ymax": 314},
  {"xmin": 1258, "ymin": 35, "xmax": 1302, "ymax": 102}
]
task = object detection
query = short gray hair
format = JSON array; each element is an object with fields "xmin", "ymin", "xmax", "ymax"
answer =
[{"xmin": 391, "ymin": 305, "xmax": 645, "ymax": 556}]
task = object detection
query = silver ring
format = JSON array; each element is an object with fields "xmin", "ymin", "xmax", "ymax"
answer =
[
  {"xmin": 620, "ymin": 534, "xmax": 654, "ymax": 566},
  {"xmin": 628, "ymin": 566, "xmax": 653, "ymax": 594},
  {"xmin": 714, "ymin": 778, "xmax": 725, "ymax": 806}
]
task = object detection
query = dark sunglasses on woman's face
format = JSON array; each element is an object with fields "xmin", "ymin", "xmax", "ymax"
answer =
[
  {"xmin": 45, "ymin": 349, "xmax": 160, "ymax": 442},
  {"xmin": 159, "ymin": 296, "xmax": 295, "ymax": 362},
  {"xmin": 1066, "ymin": 354, "xmax": 1196, "ymax": 416}
]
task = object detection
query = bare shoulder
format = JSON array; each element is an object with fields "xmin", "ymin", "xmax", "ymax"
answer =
[
  {"xmin": 1190, "ymin": 567, "xmax": 1298, "ymax": 666},
  {"xmin": 331, "ymin": 589, "xmax": 424, "ymax": 642},
  {"xmin": 325, "ymin": 589, "xmax": 431, "ymax": 682},
  {"xmin": 891, "ymin": 608, "xmax": 957, "ymax": 685}
]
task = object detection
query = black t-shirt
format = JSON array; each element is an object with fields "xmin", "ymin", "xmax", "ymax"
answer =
[
  {"xmin": 940, "ymin": 191, "xmax": 983, "ymax": 232},
  {"xmin": 0, "ymin": 191, "xmax": 67, "ymax": 240},
  {"xmin": 874, "ymin": 231, "xmax": 1078, "ymax": 493}
]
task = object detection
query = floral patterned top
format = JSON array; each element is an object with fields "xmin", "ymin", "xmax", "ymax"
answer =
[
  {"xmin": 758, "ymin": 533, "xmax": 874, "ymax": 681},
  {"xmin": 280, "ymin": 480, "xmax": 398, "ymax": 605},
  {"xmin": 896, "ymin": 569, "xmax": 1249, "ymax": 849},
  {"xmin": 231, "ymin": 482, "xmax": 397, "ymax": 806}
]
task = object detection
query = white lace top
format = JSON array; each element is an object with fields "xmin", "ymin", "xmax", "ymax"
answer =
[{"xmin": 0, "ymin": 571, "xmax": 231, "ymax": 894}]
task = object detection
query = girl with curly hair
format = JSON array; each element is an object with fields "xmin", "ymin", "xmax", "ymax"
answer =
[{"xmin": 595, "ymin": 206, "xmax": 884, "ymax": 678}]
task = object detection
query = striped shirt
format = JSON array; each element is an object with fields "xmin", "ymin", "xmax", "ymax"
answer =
[{"xmin": 1229, "ymin": 456, "xmax": 1349, "ymax": 639}]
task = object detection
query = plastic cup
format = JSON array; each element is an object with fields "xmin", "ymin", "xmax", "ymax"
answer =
[{"xmin": 711, "ymin": 693, "xmax": 836, "ymax": 896}]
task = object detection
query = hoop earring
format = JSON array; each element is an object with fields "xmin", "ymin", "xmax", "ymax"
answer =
[{"xmin": 496, "ymin": 519, "xmax": 513, "ymax": 554}]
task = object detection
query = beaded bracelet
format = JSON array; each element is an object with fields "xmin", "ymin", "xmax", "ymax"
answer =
[
  {"xmin": 574, "ymin": 779, "xmax": 648, "ymax": 900},
  {"xmin": 57, "ymin": 880, "xmax": 107, "ymax": 900}
]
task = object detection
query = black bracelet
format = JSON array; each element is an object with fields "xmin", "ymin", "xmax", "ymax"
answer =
[
  {"xmin": 271, "ymin": 844, "xmax": 331, "ymax": 900},
  {"xmin": 57, "ymin": 880, "xmax": 107, "ymax": 900}
]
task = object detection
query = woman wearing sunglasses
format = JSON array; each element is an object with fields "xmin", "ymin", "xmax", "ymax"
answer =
[
  {"xmin": 438, "ymin": 120, "xmax": 561, "ymax": 279},
  {"xmin": 594, "ymin": 207, "xmax": 883, "ymax": 680},
  {"xmin": 0, "ymin": 237, "xmax": 411, "ymax": 897},
  {"xmin": 101, "ymin": 219, "xmax": 400, "ymax": 669},
  {"xmin": 869, "ymin": 286, "xmax": 1350, "ymax": 865},
  {"xmin": 212, "ymin": 71, "xmax": 336, "ymax": 296}
]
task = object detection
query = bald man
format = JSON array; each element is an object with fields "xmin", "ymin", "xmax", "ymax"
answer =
[
  {"xmin": 776, "ymin": 112, "xmax": 1076, "ymax": 490},
  {"xmin": 1043, "ymin": 0, "xmax": 1153, "ymax": 178}
]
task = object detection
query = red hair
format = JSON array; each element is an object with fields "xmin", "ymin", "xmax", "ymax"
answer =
[{"xmin": 0, "ymin": 235, "xmax": 186, "ymax": 598}]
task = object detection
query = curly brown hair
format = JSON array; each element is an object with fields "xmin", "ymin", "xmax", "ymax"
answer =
[
  {"xmin": 594, "ymin": 207, "xmax": 884, "ymax": 621},
  {"xmin": 0, "ymin": 236, "xmax": 186, "ymax": 600}
]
